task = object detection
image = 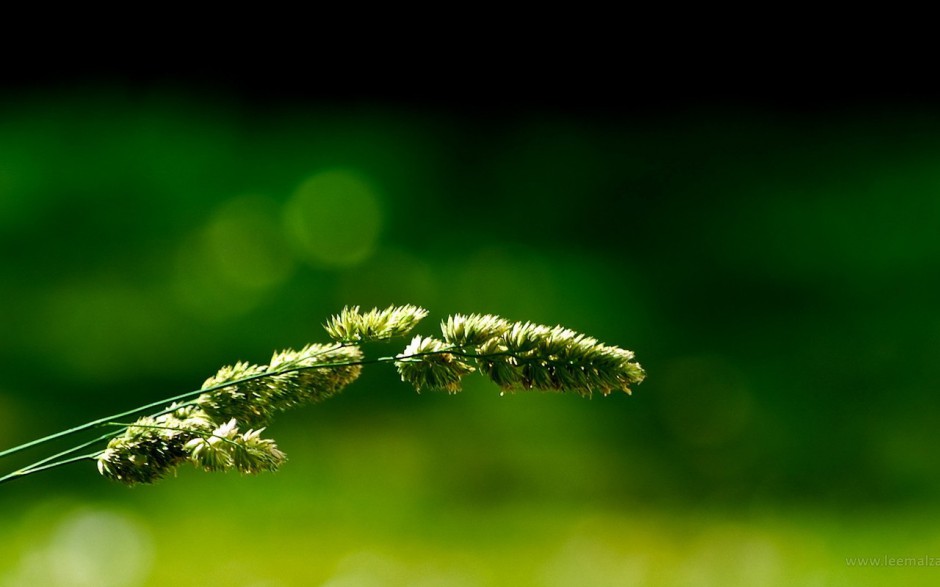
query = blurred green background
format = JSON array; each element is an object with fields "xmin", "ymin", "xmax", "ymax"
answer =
[{"xmin": 1, "ymin": 85, "xmax": 939, "ymax": 586}]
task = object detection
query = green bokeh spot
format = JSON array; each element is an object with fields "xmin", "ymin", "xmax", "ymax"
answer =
[{"xmin": 284, "ymin": 169, "xmax": 382, "ymax": 268}]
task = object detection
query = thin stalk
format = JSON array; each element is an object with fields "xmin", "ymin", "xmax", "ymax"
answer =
[
  {"xmin": 0, "ymin": 342, "xmax": 350, "ymax": 459},
  {"xmin": 0, "ymin": 346, "xmax": 503, "ymax": 473},
  {"xmin": 0, "ymin": 388, "xmax": 210, "ymax": 459},
  {"xmin": 103, "ymin": 422, "xmax": 247, "ymax": 450},
  {"xmin": 0, "ymin": 453, "xmax": 102, "ymax": 484},
  {"xmin": 0, "ymin": 430, "xmax": 124, "ymax": 485}
]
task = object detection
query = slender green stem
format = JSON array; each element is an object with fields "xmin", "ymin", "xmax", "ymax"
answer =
[
  {"xmin": 103, "ymin": 421, "xmax": 246, "ymax": 450},
  {"xmin": 0, "ymin": 453, "xmax": 102, "ymax": 485},
  {"xmin": 0, "ymin": 345, "xmax": 504, "ymax": 476},
  {"xmin": 0, "ymin": 342, "xmax": 350, "ymax": 460},
  {"xmin": 0, "ymin": 388, "xmax": 209, "ymax": 459},
  {"xmin": 0, "ymin": 430, "xmax": 124, "ymax": 485}
]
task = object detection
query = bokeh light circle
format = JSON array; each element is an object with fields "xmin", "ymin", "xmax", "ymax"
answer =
[
  {"xmin": 284, "ymin": 169, "xmax": 382, "ymax": 267},
  {"xmin": 204, "ymin": 195, "xmax": 295, "ymax": 291}
]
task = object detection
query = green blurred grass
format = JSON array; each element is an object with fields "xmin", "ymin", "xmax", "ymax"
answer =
[{"xmin": 3, "ymin": 425, "xmax": 939, "ymax": 586}]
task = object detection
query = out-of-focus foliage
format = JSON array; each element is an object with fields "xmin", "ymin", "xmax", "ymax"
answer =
[{"xmin": 1, "ymin": 87, "xmax": 938, "ymax": 585}]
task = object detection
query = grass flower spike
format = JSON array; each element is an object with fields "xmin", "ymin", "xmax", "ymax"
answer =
[
  {"xmin": 402, "ymin": 315, "xmax": 645, "ymax": 397},
  {"xmin": 395, "ymin": 335, "xmax": 476, "ymax": 392},
  {"xmin": 1, "ymin": 305, "xmax": 644, "ymax": 487},
  {"xmin": 324, "ymin": 304, "xmax": 429, "ymax": 342}
]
